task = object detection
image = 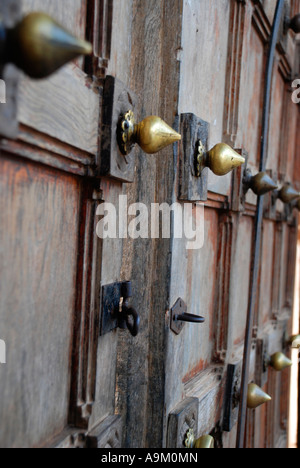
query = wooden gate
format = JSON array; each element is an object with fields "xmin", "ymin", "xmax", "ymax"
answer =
[{"xmin": 0, "ymin": 0, "xmax": 299, "ymax": 448}]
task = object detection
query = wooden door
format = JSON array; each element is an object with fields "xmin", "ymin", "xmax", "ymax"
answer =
[
  {"xmin": 0, "ymin": 0, "xmax": 125, "ymax": 448},
  {"xmin": 164, "ymin": 0, "xmax": 300, "ymax": 449},
  {"xmin": 0, "ymin": 0, "xmax": 299, "ymax": 449}
]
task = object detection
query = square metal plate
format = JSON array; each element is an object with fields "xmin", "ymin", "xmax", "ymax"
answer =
[{"xmin": 100, "ymin": 76, "xmax": 138, "ymax": 182}]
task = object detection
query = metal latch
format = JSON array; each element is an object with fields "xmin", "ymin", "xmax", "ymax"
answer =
[
  {"xmin": 170, "ymin": 298, "xmax": 205, "ymax": 336},
  {"xmin": 100, "ymin": 281, "xmax": 140, "ymax": 337}
]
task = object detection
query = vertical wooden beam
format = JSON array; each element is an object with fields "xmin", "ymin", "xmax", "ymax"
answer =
[{"xmin": 115, "ymin": 0, "xmax": 184, "ymax": 448}]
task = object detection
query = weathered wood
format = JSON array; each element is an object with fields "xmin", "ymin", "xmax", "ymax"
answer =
[
  {"xmin": 87, "ymin": 415, "xmax": 123, "ymax": 448},
  {"xmin": 167, "ymin": 398, "xmax": 198, "ymax": 449},
  {"xmin": 0, "ymin": 156, "xmax": 81, "ymax": 448},
  {"xmin": 115, "ymin": 0, "xmax": 184, "ymax": 448},
  {"xmin": 85, "ymin": 0, "xmax": 113, "ymax": 80},
  {"xmin": 0, "ymin": 0, "xmax": 299, "ymax": 450},
  {"xmin": 0, "ymin": 127, "xmax": 96, "ymax": 176},
  {"xmin": 22, "ymin": 0, "xmax": 87, "ymax": 40},
  {"xmin": 18, "ymin": 65, "xmax": 100, "ymax": 155},
  {"xmin": 213, "ymin": 212, "xmax": 233, "ymax": 364},
  {"xmin": 223, "ymin": 0, "xmax": 246, "ymax": 146},
  {"xmin": 178, "ymin": 113, "xmax": 209, "ymax": 202},
  {"xmin": 68, "ymin": 181, "xmax": 103, "ymax": 429}
]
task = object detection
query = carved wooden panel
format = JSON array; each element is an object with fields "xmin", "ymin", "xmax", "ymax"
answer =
[
  {"xmin": 284, "ymin": 224, "xmax": 298, "ymax": 310},
  {"xmin": 167, "ymin": 398, "xmax": 198, "ymax": 449},
  {"xmin": 271, "ymin": 222, "xmax": 283, "ymax": 321},
  {"xmin": 0, "ymin": 156, "xmax": 81, "ymax": 448},
  {"xmin": 258, "ymin": 221, "xmax": 274, "ymax": 325},
  {"xmin": 54, "ymin": 416, "xmax": 123, "ymax": 448},
  {"xmin": 229, "ymin": 215, "xmax": 254, "ymax": 345},
  {"xmin": 213, "ymin": 212, "xmax": 233, "ymax": 363},
  {"xmin": 223, "ymin": 0, "xmax": 246, "ymax": 146},
  {"xmin": 87, "ymin": 416, "xmax": 123, "ymax": 448},
  {"xmin": 18, "ymin": 68, "xmax": 100, "ymax": 156},
  {"xmin": 69, "ymin": 182, "xmax": 103, "ymax": 428},
  {"xmin": 268, "ymin": 68, "xmax": 287, "ymax": 174},
  {"xmin": 241, "ymin": 3, "xmax": 266, "ymax": 167},
  {"xmin": 85, "ymin": 0, "xmax": 113, "ymax": 81},
  {"xmin": 18, "ymin": 0, "xmax": 100, "ymax": 156}
]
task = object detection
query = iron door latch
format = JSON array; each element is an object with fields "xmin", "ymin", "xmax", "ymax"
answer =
[
  {"xmin": 100, "ymin": 281, "xmax": 140, "ymax": 337},
  {"xmin": 170, "ymin": 298, "xmax": 205, "ymax": 336}
]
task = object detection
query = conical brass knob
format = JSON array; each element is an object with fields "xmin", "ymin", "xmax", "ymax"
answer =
[
  {"xmin": 207, "ymin": 143, "xmax": 245, "ymax": 176},
  {"xmin": 244, "ymin": 171, "xmax": 278, "ymax": 196},
  {"xmin": 185, "ymin": 429, "xmax": 214, "ymax": 449},
  {"xmin": 194, "ymin": 435, "xmax": 215, "ymax": 449},
  {"xmin": 117, "ymin": 110, "xmax": 181, "ymax": 155},
  {"xmin": 288, "ymin": 335, "xmax": 300, "ymax": 349},
  {"xmin": 270, "ymin": 352, "xmax": 293, "ymax": 372},
  {"xmin": 247, "ymin": 384, "xmax": 272, "ymax": 409},
  {"xmin": 278, "ymin": 184, "xmax": 300, "ymax": 204},
  {"xmin": 4, "ymin": 12, "xmax": 92, "ymax": 79},
  {"xmin": 195, "ymin": 142, "xmax": 245, "ymax": 177}
]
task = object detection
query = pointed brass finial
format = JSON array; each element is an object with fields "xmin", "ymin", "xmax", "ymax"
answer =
[
  {"xmin": 117, "ymin": 110, "xmax": 181, "ymax": 155},
  {"xmin": 247, "ymin": 384, "xmax": 272, "ymax": 409},
  {"xmin": 288, "ymin": 335, "xmax": 300, "ymax": 349},
  {"xmin": 270, "ymin": 352, "xmax": 293, "ymax": 372},
  {"xmin": 243, "ymin": 170, "xmax": 278, "ymax": 196},
  {"xmin": 278, "ymin": 184, "xmax": 300, "ymax": 204},
  {"xmin": 4, "ymin": 12, "xmax": 92, "ymax": 79},
  {"xmin": 195, "ymin": 142, "xmax": 245, "ymax": 177},
  {"xmin": 194, "ymin": 435, "xmax": 215, "ymax": 449},
  {"xmin": 184, "ymin": 429, "xmax": 214, "ymax": 449}
]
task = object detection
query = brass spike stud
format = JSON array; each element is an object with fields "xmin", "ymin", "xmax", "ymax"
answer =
[
  {"xmin": 288, "ymin": 335, "xmax": 300, "ymax": 349},
  {"xmin": 269, "ymin": 352, "xmax": 293, "ymax": 372},
  {"xmin": 247, "ymin": 383, "xmax": 272, "ymax": 409},
  {"xmin": 195, "ymin": 141, "xmax": 245, "ymax": 177},
  {"xmin": 243, "ymin": 170, "xmax": 278, "ymax": 196},
  {"xmin": 184, "ymin": 429, "xmax": 214, "ymax": 449},
  {"xmin": 117, "ymin": 110, "xmax": 181, "ymax": 155},
  {"xmin": 277, "ymin": 183, "xmax": 300, "ymax": 204},
  {"xmin": 2, "ymin": 12, "xmax": 92, "ymax": 79}
]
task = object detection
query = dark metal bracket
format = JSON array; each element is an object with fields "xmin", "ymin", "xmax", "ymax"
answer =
[
  {"xmin": 255, "ymin": 338, "xmax": 269, "ymax": 388},
  {"xmin": 178, "ymin": 113, "xmax": 209, "ymax": 202},
  {"xmin": 100, "ymin": 76, "xmax": 138, "ymax": 182},
  {"xmin": 170, "ymin": 298, "xmax": 205, "ymax": 336},
  {"xmin": 223, "ymin": 362, "xmax": 242, "ymax": 433},
  {"xmin": 100, "ymin": 281, "xmax": 140, "ymax": 337}
]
